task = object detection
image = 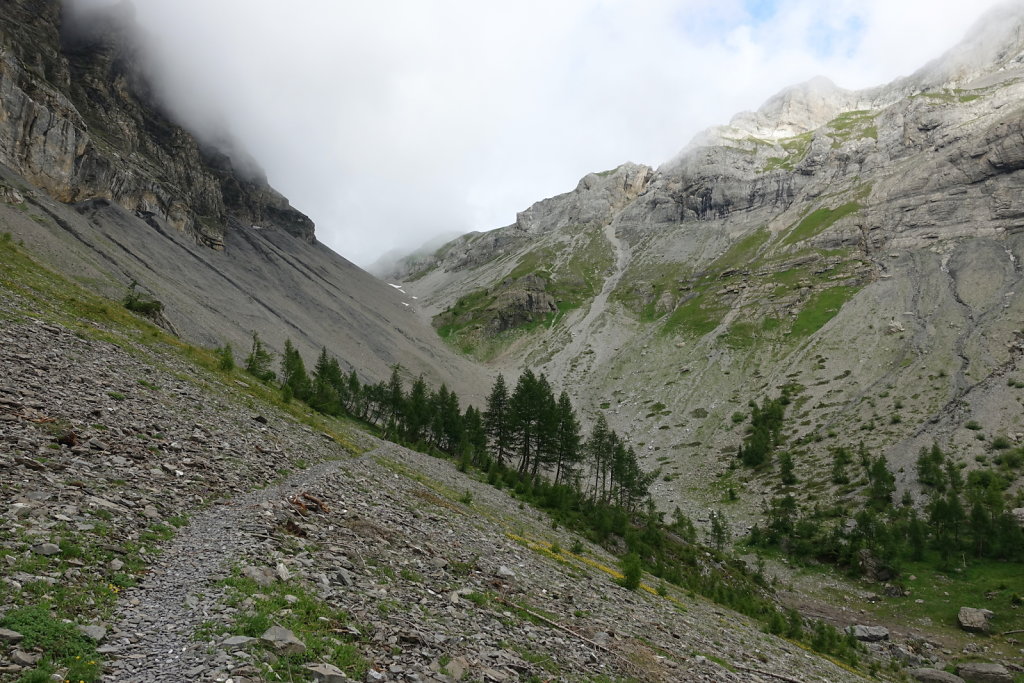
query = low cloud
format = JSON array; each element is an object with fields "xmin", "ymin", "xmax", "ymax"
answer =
[{"xmin": 65, "ymin": 0, "xmax": 1012, "ymax": 266}]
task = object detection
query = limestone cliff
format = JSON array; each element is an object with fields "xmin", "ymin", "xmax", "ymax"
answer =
[{"xmin": 0, "ymin": 0, "xmax": 313, "ymax": 249}]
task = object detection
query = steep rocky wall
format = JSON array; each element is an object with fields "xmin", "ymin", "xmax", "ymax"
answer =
[{"xmin": 0, "ymin": 0, "xmax": 313, "ymax": 249}]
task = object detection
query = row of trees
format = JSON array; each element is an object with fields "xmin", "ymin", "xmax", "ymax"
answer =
[
  {"xmin": 236, "ymin": 334, "xmax": 654, "ymax": 514},
  {"xmin": 483, "ymin": 371, "xmax": 653, "ymax": 510},
  {"xmin": 751, "ymin": 442, "xmax": 1024, "ymax": 576}
]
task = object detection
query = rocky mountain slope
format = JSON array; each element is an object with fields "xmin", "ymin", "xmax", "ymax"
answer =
[
  {"xmin": 0, "ymin": 239, "xmax": 894, "ymax": 683},
  {"xmin": 0, "ymin": 0, "xmax": 485, "ymax": 400},
  {"xmin": 389, "ymin": 4, "xmax": 1024, "ymax": 519}
]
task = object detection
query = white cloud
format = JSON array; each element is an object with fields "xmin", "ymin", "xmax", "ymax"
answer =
[{"xmin": 68, "ymin": 0, "xmax": 1013, "ymax": 266}]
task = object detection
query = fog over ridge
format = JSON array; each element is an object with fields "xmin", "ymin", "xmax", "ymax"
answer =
[{"xmin": 63, "ymin": 0, "xmax": 1012, "ymax": 267}]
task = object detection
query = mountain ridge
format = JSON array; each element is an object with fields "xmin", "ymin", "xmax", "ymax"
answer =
[{"xmin": 387, "ymin": 1, "xmax": 1024, "ymax": 521}]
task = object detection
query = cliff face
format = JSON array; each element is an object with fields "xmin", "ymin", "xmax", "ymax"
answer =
[
  {"xmin": 0, "ymin": 0, "xmax": 487, "ymax": 402},
  {"xmin": 0, "ymin": 0, "xmax": 313, "ymax": 249}
]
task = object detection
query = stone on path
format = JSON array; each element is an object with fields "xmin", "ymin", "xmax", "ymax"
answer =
[
  {"xmin": 260, "ymin": 625, "xmax": 306, "ymax": 655},
  {"xmin": 77, "ymin": 624, "xmax": 107, "ymax": 642},
  {"xmin": 11, "ymin": 650, "xmax": 40, "ymax": 667}
]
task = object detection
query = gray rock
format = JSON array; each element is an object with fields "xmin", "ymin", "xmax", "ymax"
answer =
[
  {"xmin": 446, "ymin": 656, "xmax": 470, "ymax": 680},
  {"xmin": 365, "ymin": 668, "xmax": 387, "ymax": 682},
  {"xmin": 849, "ymin": 624, "xmax": 889, "ymax": 642},
  {"xmin": 909, "ymin": 668, "xmax": 965, "ymax": 683},
  {"xmin": 0, "ymin": 628, "xmax": 24, "ymax": 643},
  {"xmin": 958, "ymin": 607, "xmax": 994, "ymax": 633},
  {"xmin": 31, "ymin": 542, "xmax": 60, "ymax": 556},
  {"xmin": 242, "ymin": 564, "xmax": 277, "ymax": 587},
  {"xmin": 957, "ymin": 662, "xmax": 1013, "ymax": 683},
  {"xmin": 260, "ymin": 625, "xmax": 306, "ymax": 655},
  {"xmin": 306, "ymin": 662, "xmax": 348, "ymax": 683},
  {"xmin": 222, "ymin": 635, "xmax": 256, "ymax": 648},
  {"xmin": 78, "ymin": 624, "xmax": 107, "ymax": 642},
  {"xmin": 10, "ymin": 650, "xmax": 40, "ymax": 667},
  {"xmin": 335, "ymin": 567, "xmax": 355, "ymax": 586},
  {"xmin": 495, "ymin": 565, "xmax": 516, "ymax": 579}
]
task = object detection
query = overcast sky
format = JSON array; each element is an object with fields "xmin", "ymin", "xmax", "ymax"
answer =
[{"xmin": 72, "ymin": 0, "xmax": 1010, "ymax": 268}]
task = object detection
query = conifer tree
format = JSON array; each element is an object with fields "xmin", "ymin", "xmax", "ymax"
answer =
[
  {"xmin": 484, "ymin": 374, "xmax": 513, "ymax": 465},
  {"xmin": 244, "ymin": 332, "xmax": 276, "ymax": 382},
  {"xmin": 280, "ymin": 339, "xmax": 311, "ymax": 401},
  {"xmin": 553, "ymin": 391, "xmax": 582, "ymax": 485},
  {"xmin": 404, "ymin": 375, "xmax": 430, "ymax": 444}
]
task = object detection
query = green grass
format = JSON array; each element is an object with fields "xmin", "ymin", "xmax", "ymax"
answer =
[
  {"xmin": 712, "ymin": 227, "xmax": 770, "ymax": 272},
  {"xmin": 720, "ymin": 321, "xmax": 760, "ymax": 349},
  {"xmin": 867, "ymin": 559, "xmax": 1024, "ymax": 635},
  {"xmin": 661, "ymin": 287, "xmax": 725, "ymax": 337},
  {"xmin": 761, "ymin": 132, "xmax": 814, "ymax": 172},
  {"xmin": 827, "ymin": 110, "xmax": 878, "ymax": 148},
  {"xmin": 0, "ymin": 604, "xmax": 103, "ymax": 682},
  {"xmin": 790, "ymin": 286, "xmax": 858, "ymax": 337},
  {"xmin": 783, "ymin": 202, "xmax": 861, "ymax": 246},
  {"xmin": 216, "ymin": 571, "xmax": 368, "ymax": 680}
]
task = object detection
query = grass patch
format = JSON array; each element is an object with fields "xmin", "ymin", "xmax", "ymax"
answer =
[
  {"xmin": 761, "ymin": 132, "xmax": 814, "ymax": 172},
  {"xmin": 661, "ymin": 287, "xmax": 725, "ymax": 337},
  {"xmin": 783, "ymin": 202, "xmax": 861, "ymax": 246},
  {"xmin": 0, "ymin": 604, "xmax": 103, "ymax": 682},
  {"xmin": 867, "ymin": 559, "xmax": 1024, "ymax": 635},
  {"xmin": 827, "ymin": 110, "xmax": 878, "ymax": 148},
  {"xmin": 790, "ymin": 286, "xmax": 859, "ymax": 336},
  {"xmin": 216, "ymin": 571, "xmax": 368, "ymax": 680}
]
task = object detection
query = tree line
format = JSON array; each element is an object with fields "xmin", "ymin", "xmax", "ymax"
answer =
[{"xmin": 232, "ymin": 333, "xmax": 653, "ymax": 513}]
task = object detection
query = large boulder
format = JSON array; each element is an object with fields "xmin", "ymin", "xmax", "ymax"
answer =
[
  {"xmin": 849, "ymin": 624, "xmax": 890, "ymax": 642},
  {"xmin": 908, "ymin": 669, "xmax": 965, "ymax": 683},
  {"xmin": 956, "ymin": 662, "xmax": 1012, "ymax": 683},
  {"xmin": 957, "ymin": 607, "xmax": 994, "ymax": 633}
]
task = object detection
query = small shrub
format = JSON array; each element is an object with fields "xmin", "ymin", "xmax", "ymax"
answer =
[
  {"xmin": 965, "ymin": 420, "xmax": 982, "ymax": 431},
  {"xmin": 215, "ymin": 344, "xmax": 235, "ymax": 371},
  {"xmin": 618, "ymin": 553, "xmax": 642, "ymax": 590},
  {"xmin": 122, "ymin": 280, "xmax": 164, "ymax": 316},
  {"xmin": 990, "ymin": 435, "xmax": 1012, "ymax": 450},
  {"xmin": 459, "ymin": 490, "xmax": 473, "ymax": 505}
]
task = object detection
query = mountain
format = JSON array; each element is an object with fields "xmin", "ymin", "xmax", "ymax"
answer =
[
  {"xmin": 0, "ymin": 0, "xmax": 485, "ymax": 400},
  {"xmin": 388, "ymin": 4, "xmax": 1024, "ymax": 519}
]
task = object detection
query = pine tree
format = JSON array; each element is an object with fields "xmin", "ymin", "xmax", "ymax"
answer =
[
  {"xmin": 553, "ymin": 391, "xmax": 582, "ymax": 485},
  {"xmin": 279, "ymin": 339, "xmax": 311, "ymax": 402},
  {"xmin": 484, "ymin": 374, "xmax": 513, "ymax": 465},
  {"xmin": 779, "ymin": 451, "xmax": 797, "ymax": 485},
  {"xmin": 462, "ymin": 405, "xmax": 488, "ymax": 465},
  {"xmin": 244, "ymin": 332, "xmax": 276, "ymax": 382},
  {"xmin": 404, "ymin": 375, "xmax": 430, "ymax": 444},
  {"xmin": 510, "ymin": 369, "xmax": 540, "ymax": 474},
  {"xmin": 310, "ymin": 348, "xmax": 343, "ymax": 415}
]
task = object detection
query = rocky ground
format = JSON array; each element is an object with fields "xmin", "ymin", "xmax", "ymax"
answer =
[{"xmin": 0, "ymin": 290, "xmax": 896, "ymax": 682}]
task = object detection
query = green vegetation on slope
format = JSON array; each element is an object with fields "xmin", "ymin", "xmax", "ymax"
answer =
[
  {"xmin": 434, "ymin": 228, "xmax": 614, "ymax": 357},
  {"xmin": 827, "ymin": 110, "xmax": 878, "ymax": 148},
  {"xmin": 790, "ymin": 285, "xmax": 859, "ymax": 337},
  {"xmin": 762, "ymin": 132, "xmax": 814, "ymax": 172},
  {"xmin": 783, "ymin": 202, "xmax": 861, "ymax": 245}
]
